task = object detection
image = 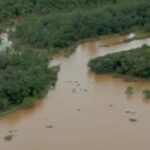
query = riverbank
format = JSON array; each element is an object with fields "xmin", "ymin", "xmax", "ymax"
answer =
[
  {"xmin": 59, "ymin": 31, "xmax": 150, "ymax": 57},
  {"xmin": 0, "ymin": 97, "xmax": 44, "ymax": 118},
  {"xmin": 0, "ymin": 105, "xmax": 23, "ymax": 118}
]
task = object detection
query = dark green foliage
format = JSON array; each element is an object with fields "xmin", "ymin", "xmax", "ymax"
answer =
[
  {"xmin": 11, "ymin": 0, "xmax": 150, "ymax": 53},
  {"xmin": 88, "ymin": 46, "xmax": 150, "ymax": 79},
  {"xmin": 129, "ymin": 118, "xmax": 138, "ymax": 122},
  {"xmin": 143, "ymin": 90, "xmax": 150, "ymax": 99},
  {"xmin": 0, "ymin": 0, "xmax": 118, "ymax": 22},
  {"xmin": 0, "ymin": 0, "xmax": 150, "ymax": 112},
  {"xmin": 0, "ymin": 50, "xmax": 59, "ymax": 111},
  {"xmin": 125, "ymin": 87, "xmax": 134, "ymax": 95}
]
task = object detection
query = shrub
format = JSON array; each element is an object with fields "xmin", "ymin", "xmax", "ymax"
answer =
[{"xmin": 143, "ymin": 90, "xmax": 150, "ymax": 99}]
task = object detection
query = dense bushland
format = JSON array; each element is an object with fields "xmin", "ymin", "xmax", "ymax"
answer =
[
  {"xmin": 0, "ymin": 50, "xmax": 59, "ymax": 111},
  {"xmin": 88, "ymin": 46, "xmax": 150, "ymax": 79},
  {"xmin": 13, "ymin": 0, "xmax": 150, "ymax": 53},
  {"xmin": 0, "ymin": 0, "xmax": 120, "ymax": 22},
  {"xmin": 12, "ymin": 0, "xmax": 150, "ymax": 51},
  {"xmin": 0, "ymin": 0, "xmax": 150, "ymax": 112}
]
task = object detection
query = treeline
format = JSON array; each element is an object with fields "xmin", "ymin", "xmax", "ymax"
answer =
[
  {"xmin": 88, "ymin": 46, "xmax": 150, "ymax": 79},
  {"xmin": 13, "ymin": 0, "xmax": 150, "ymax": 53},
  {"xmin": 0, "ymin": 50, "xmax": 59, "ymax": 111},
  {"xmin": 0, "ymin": 0, "xmax": 118, "ymax": 22}
]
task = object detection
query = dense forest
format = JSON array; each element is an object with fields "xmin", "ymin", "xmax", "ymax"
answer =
[
  {"xmin": 0, "ymin": 50, "xmax": 58, "ymax": 111},
  {"xmin": 13, "ymin": 0, "xmax": 150, "ymax": 53},
  {"xmin": 0, "ymin": 0, "xmax": 150, "ymax": 112},
  {"xmin": 0, "ymin": 0, "xmax": 126, "ymax": 21},
  {"xmin": 88, "ymin": 46, "xmax": 150, "ymax": 79}
]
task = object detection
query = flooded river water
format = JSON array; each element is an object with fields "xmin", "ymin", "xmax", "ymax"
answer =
[{"xmin": 0, "ymin": 35, "xmax": 150, "ymax": 150}]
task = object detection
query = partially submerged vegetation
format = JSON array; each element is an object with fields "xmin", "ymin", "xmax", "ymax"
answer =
[
  {"xmin": 46, "ymin": 125, "xmax": 54, "ymax": 129},
  {"xmin": 88, "ymin": 46, "xmax": 150, "ymax": 79},
  {"xmin": 143, "ymin": 90, "xmax": 150, "ymax": 99},
  {"xmin": 129, "ymin": 118, "xmax": 138, "ymax": 123},
  {"xmin": 0, "ymin": 0, "xmax": 149, "ymax": 114},
  {"xmin": 4, "ymin": 134, "xmax": 13, "ymax": 141},
  {"xmin": 125, "ymin": 87, "xmax": 134, "ymax": 95}
]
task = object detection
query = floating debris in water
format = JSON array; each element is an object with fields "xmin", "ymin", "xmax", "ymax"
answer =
[
  {"xmin": 108, "ymin": 104, "xmax": 113, "ymax": 107},
  {"xmin": 125, "ymin": 110, "xmax": 135, "ymax": 114},
  {"xmin": 46, "ymin": 125, "xmax": 54, "ymax": 129},
  {"xmin": 8, "ymin": 129, "xmax": 18, "ymax": 133},
  {"xmin": 129, "ymin": 118, "xmax": 138, "ymax": 122},
  {"xmin": 4, "ymin": 134, "xmax": 13, "ymax": 141},
  {"xmin": 8, "ymin": 130, "xmax": 13, "ymax": 133},
  {"xmin": 77, "ymin": 108, "xmax": 81, "ymax": 111},
  {"xmin": 72, "ymin": 89, "xmax": 76, "ymax": 93},
  {"xmin": 125, "ymin": 110, "xmax": 131, "ymax": 113}
]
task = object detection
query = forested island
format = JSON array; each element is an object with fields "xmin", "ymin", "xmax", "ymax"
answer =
[
  {"xmin": 0, "ymin": 0, "xmax": 150, "ymax": 113},
  {"xmin": 88, "ymin": 45, "xmax": 150, "ymax": 79}
]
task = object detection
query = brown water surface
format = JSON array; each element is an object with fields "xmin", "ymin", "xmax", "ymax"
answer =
[{"xmin": 0, "ymin": 35, "xmax": 150, "ymax": 150}]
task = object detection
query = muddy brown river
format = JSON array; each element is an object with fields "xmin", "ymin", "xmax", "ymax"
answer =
[{"xmin": 0, "ymin": 35, "xmax": 150, "ymax": 150}]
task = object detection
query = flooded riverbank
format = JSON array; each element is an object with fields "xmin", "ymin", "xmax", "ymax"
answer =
[{"xmin": 0, "ymin": 35, "xmax": 150, "ymax": 150}]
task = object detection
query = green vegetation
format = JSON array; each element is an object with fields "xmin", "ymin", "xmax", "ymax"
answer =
[
  {"xmin": 0, "ymin": 0, "xmax": 119, "ymax": 22},
  {"xmin": 12, "ymin": 0, "xmax": 150, "ymax": 53},
  {"xmin": 22, "ymin": 97, "xmax": 35, "ymax": 109},
  {"xmin": 0, "ymin": 0, "xmax": 150, "ymax": 113},
  {"xmin": 143, "ymin": 90, "xmax": 150, "ymax": 99},
  {"xmin": 88, "ymin": 46, "xmax": 150, "ymax": 79},
  {"xmin": 0, "ymin": 50, "xmax": 59, "ymax": 111},
  {"xmin": 125, "ymin": 87, "xmax": 134, "ymax": 95}
]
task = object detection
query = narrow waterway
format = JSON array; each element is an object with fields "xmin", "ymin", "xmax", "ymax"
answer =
[{"xmin": 0, "ymin": 35, "xmax": 150, "ymax": 150}]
